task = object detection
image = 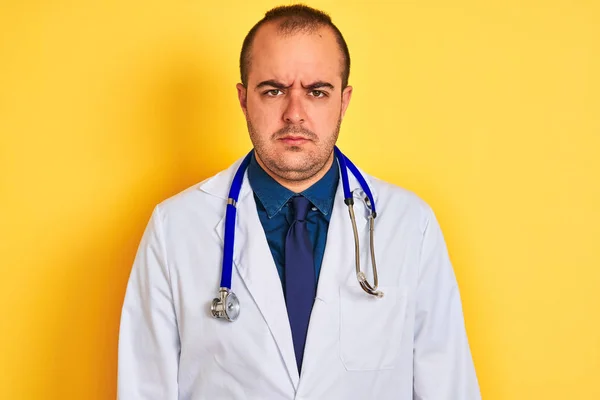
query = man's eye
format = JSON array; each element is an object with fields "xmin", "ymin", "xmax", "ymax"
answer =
[
  {"xmin": 310, "ymin": 90, "xmax": 326, "ymax": 98},
  {"xmin": 265, "ymin": 89, "xmax": 283, "ymax": 96}
]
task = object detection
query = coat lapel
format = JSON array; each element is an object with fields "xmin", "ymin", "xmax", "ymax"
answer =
[
  {"xmin": 300, "ymin": 164, "xmax": 377, "ymax": 378},
  {"xmin": 313, "ymin": 182, "xmax": 356, "ymax": 304},
  {"xmin": 211, "ymin": 170, "xmax": 300, "ymax": 390}
]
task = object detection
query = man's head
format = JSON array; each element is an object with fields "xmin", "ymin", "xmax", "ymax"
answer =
[{"xmin": 236, "ymin": 4, "xmax": 353, "ymax": 187}]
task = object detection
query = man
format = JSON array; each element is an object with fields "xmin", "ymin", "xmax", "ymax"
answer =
[{"xmin": 118, "ymin": 4, "xmax": 481, "ymax": 399}]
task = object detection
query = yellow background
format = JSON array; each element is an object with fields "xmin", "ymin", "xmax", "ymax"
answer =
[{"xmin": 1, "ymin": 0, "xmax": 598, "ymax": 398}]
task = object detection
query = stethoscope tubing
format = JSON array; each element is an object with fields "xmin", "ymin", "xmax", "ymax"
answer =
[{"xmin": 219, "ymin": 146, "xmax": 376, "ymax": 291}]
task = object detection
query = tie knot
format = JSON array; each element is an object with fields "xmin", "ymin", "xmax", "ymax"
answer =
[{"xmin": 291, "ymin": 196, "xmax": 311, "ymax": 221}]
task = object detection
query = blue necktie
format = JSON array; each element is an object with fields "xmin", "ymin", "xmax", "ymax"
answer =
[{"xmin": 285, "ymin": 195, "xmax": 316, "ymax": 373}]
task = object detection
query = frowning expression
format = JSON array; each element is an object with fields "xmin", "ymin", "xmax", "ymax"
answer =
[{"xmin": 237, "ymin": 22, "xmax": 352, "ymax": 182}]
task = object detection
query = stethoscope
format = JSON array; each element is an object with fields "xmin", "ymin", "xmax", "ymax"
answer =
[{"xmin": 211, "ymin": 146, "xmax": 383, "ymax": 322}]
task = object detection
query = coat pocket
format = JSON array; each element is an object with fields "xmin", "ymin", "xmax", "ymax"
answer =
[{"xmin": 339, "ymin": 285, "xmax": 408, "ymax": 371}]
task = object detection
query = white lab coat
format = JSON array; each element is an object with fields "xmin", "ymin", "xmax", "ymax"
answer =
[{"xmin": 118, "ymin": 155, "xmax": 481, "ymax": 399}]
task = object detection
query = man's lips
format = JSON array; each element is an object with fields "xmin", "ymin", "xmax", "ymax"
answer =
[{"xmin": 278, "ymin": 136, "xmax": 310, "ymax": 144}]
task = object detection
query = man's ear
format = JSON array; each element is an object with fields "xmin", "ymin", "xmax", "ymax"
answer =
[
  {"xmin": 341, "ymin": 85, "xmax": 353, "ymax": 119},
  {"xmin": 236, "ymin": 83, "xmax": 248, "ymax": 118}
]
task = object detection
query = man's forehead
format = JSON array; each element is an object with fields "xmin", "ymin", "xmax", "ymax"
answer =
[
  {"xmin": 252, "ymin": 23, "xmax": 336, "ymax": 55},
  {"xmin": 248, "ymin": 22, "xmax": 343, "ymax": 86},
  {"xmin": 254, "ymin": 20, "xmax": 334, "ymax": 43}
]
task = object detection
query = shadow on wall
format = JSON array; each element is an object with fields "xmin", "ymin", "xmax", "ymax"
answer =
[{"xmin": 47, "ymin": 44, "xmax": 239, "ymax": 398}]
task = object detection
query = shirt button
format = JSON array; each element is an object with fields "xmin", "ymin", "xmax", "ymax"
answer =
[{"xmin": 311, "ymin": 207, "xmax": 317, "ymax": 211}]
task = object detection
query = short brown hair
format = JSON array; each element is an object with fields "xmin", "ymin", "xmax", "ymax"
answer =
[{"xmin": 239, "ymin": 4, "xmax": 351, "ymax": 89}]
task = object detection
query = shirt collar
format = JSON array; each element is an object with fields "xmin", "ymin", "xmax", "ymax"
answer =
[
  {"xmin": 300, "ymin": 156, "xmax": 338, "ymax": 216},
  {"xmin": 247, "ymin": 151, "xmax": 339, "ymax": 218}
]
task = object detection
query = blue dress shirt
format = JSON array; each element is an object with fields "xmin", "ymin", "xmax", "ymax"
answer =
[{"xmin": 247, "ymin": 152, "xmax": 339, "ymax": 292}]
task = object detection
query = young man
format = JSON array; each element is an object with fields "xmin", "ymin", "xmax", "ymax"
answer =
[{"xmin": 118, "ymin": 5, "xmax": 481, "ymax": 399}]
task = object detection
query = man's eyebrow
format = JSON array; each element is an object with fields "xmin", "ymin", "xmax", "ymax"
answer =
[
  {"xmin": 254, "ymin": 80, "xmax": 335, "ymax": 90},
  {"xmin": 302, "ymin": 81, "xmax": 335, "ymax": 90},
  {"xmin": 255, "ymin": 80, "xmax": 291, "ymax": 90}
]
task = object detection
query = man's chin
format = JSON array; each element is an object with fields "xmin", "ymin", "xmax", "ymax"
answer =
[
  {"xmin": 273, "ymin": 160, "xmax": 312, "ymax": 174},
  {"xmin": 269, "ymin": 158, "xmax": 317, "ymax": 179}
]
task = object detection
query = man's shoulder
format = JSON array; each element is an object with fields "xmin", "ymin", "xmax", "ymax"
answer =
[
  {"xmin": 154, "ymin": 160, "xmax": 240, "ymax": 220},
  {"xmin": 367, "ymin": 173, "xmax": 434, "ymax": 230}
]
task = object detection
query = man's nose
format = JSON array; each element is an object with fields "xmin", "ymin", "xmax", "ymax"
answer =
[{"xmin": 282, "ymin": 91, "xmax": 307, "ymax": 124}]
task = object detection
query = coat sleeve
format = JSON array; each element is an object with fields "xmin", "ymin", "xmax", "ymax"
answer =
[
  {"xmin": 413, "ymin": 206, "xmax": 481, "ymax": 399},
  {"xmin": 118, "ymin": 206, "xmax": 180, "ymax": 399}
]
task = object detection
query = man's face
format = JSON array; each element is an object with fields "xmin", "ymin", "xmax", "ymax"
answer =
[{"xmin": 237, "ymin": 22, "xmax": 352, "ymax": 182}]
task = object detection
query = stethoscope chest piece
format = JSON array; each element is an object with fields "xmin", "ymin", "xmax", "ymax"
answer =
[{"xmin": 211, "ymin": 287, "xmax": 240, "ymax": 322}]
